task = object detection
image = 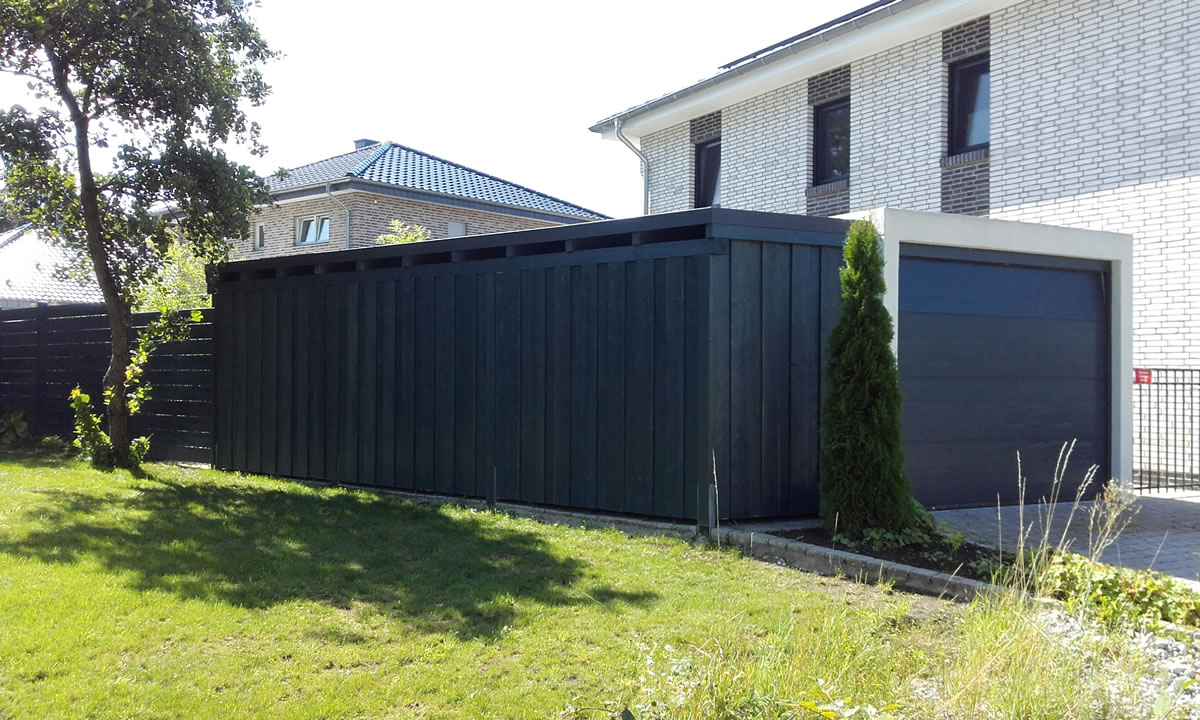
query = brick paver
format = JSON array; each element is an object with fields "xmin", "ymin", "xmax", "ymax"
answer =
[{"xmin": 934, "ymin": 490, "xmax": 1200, "ymax": 583}]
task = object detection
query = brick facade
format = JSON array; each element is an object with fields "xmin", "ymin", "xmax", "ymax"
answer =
[
  {"xmin": 940, "ymin": 150, "xmax": 990, "ymax": 216},
  {"xmin": 805, "ymin": 66, "xmax": 851, "ymax": 215},
  {"xmin": 689, "ymin": 112, "xmax": 722, "ymax": 144},
  {"xmin": 940, "ymin": 17, "xmax": 991, "ymax": 214},
  {"xmin": 989, "ymin": 0, "xmax": 1200, "ymax": 367},
  {"xmin": 942, "ymin": 16, "xmax": 990, "ymax": 63},
  {"xmin": 807, "ymin": 65, "xmax": 850, "ymax": 106},
  {"xmin": 634, "ymin": 0, "xmax": 1200, "ymax": 366},
  {"xmin": 241, "ymin": 191, "xmax": 557, "ymax": 259}
]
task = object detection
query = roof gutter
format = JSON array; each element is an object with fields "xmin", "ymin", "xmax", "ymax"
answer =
[
  {"xmin": 614, "ymin": 118, "xmax": 650, "ymax": 215},
  {"xmin": 326, "ymin": 182, "xmax": 351, "ymax": 249},
  {"xmin": 589, "ymin": 0, "xmax": 1003, "ymax": 138}
]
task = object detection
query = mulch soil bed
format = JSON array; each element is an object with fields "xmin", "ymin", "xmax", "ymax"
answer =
[{"xmin": 770, "ymin": 528, "xmax": 1004, "ymax": 583}]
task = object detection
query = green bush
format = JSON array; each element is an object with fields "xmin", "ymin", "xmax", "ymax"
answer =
[
  {"xmin": 0, "ymin": 410, "xmax": 30, "ymax": 448},
  {"xmin": 70, "ymin": 387, "xmax": 149, "ymax": 468},
  {"xmin": 1039, "ymin": 552, "xmax": 1200, "ymax": 629},
  {"xmin": 819, "ymin": 219, "xmax": 926, "ymax": 539}
]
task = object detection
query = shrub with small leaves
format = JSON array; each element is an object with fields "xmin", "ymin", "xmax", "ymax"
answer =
[
  {"xmin": 71, "ymin": 387, "xmax": 150, "ymax": 468},
  {"xmin": 1038, "ymin": 552, "xmax": 1200, "ymax": 629},
  {"xmin": 0, "ymin": 410, "xmax": 30, "ymax": 447}
]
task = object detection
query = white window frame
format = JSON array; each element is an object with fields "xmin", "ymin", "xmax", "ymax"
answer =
[
  {"xmin": 295, "ymin": 215, "xmax": 331, "ymax": 246},
  {"xmin": 253, "ymin": 222, "xmax": 266, "ymax": 251}
]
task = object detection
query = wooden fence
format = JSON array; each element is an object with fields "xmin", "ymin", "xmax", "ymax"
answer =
[{"xmin": 0, "ymin": 303, "xmax": 215, "ymax": 463}]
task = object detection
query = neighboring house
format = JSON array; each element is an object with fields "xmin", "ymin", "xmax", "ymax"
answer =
[
  {"xmin": 245, "ymin": 139, "xmax": 608, "ymax": 258},
  {"xmin": 0, "ymin": 225, "xmax": 101, "ymax": 310},
  {"xmin": 591, "ymin": 0, "xmax": 1198, "ymax": 369}
]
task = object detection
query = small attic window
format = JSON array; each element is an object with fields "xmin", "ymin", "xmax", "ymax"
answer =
[
  {"xmin": 253, "ymin": 223, "xmax": 266, "ymax": 251},
  {"xmin": 296, "ymin": 216, "xmax": 330, "ymax": 245},
  {"xmin": 447, "ymin": 221, "xmax": 467, "ymax": 238}
]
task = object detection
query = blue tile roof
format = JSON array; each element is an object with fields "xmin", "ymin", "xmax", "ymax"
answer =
[{"xmin": 267, "ymin": 142, "xmax": 608, "ymax": 221}]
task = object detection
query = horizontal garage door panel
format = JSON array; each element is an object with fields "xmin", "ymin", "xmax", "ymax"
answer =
[
  {"xmin": 905, "ymin": 438, "xmax": 1108, "ymax": 508},
  {"xmin": 900, "ymin": 259, "xmax": 1105, "ymax": 321},
  {"xmin": 900, "ymin": 314, "xmax": 1104, "ymax": 380},
  {"xmin": 901, "ymin": 377, "xmax": 1105, "ymax": 443},
  {"xmin": 899, "ymin": 256, "xmax": 1109, "ymax": 509}
]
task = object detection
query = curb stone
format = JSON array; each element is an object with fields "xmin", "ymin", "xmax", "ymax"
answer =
[
  {"xmin": 314, "ymin": 479, "xmax": 997, "ymax": 599},
  {"xmin": 715, "ymin": 526, "xmax": 1003, "ymax": 601}
]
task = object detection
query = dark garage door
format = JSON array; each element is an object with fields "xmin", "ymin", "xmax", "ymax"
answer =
[{"xmin": 898, "ymin": 248, "xmax": 1111, "ymax": 509}]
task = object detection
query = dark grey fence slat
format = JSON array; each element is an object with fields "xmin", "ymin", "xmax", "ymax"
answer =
[{"xmin": 0, "ymin": 302, "xmax": 214, "ymax": 462}]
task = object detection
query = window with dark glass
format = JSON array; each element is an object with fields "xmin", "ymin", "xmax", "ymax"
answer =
[
  {"xmin": 949, "ymin": 55, "xmax": 990, "ymax": 154},
  {"xmin": 813, "ymin": 98, "xmax": 850, "ymax": 186},
  {"xmin": 694, "ymin": 138, "xmax": 721, "ymax": 208}
]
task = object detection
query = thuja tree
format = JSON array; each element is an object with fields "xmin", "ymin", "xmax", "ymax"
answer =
[
  {"xmin": 819, "ymin": 219, "xmax": 926, "ymax": 538},
  {"xmin": 0, "ymin": 0, "xmax": 274, "ymax": 467}
]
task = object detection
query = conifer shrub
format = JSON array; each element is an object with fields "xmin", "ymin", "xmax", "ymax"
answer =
[{"xmin": 819, "ymin": 219, "xmax": 927, "ymax": 539}]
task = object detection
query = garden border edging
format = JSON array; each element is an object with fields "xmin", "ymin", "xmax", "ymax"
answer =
[{"xmin": 715, "ymin": 526, "xmax": 1002, "ymax": 601}]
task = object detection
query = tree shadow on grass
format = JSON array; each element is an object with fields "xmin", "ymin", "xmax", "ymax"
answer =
[{"xmin": 0, "ymin": 472, "xmax": 658, "ymax": 638}]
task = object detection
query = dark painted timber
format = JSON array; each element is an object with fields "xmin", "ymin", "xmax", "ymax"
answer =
[
  {"xmin": 0, "ymin": 304, "xmax": 215, "ymax": 463},
  {"xmin": 212, "ymin": 209, "xmax": 850, "ymax": 521}
]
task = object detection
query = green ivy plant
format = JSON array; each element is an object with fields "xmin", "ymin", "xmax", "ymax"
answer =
[{"xmin": 70, "ymin": 388, "xmax": 149, "ymax": 467}]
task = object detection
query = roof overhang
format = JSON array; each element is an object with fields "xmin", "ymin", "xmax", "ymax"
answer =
[
  {"xmin": 591, "ymin": 0, "xmax": 1020, "ymax": 141},
  {"xmin": 265, "ymin": 178, "xmax": 607, "ymax": 225}
]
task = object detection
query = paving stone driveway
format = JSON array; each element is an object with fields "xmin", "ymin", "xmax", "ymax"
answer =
[{"xmin": 934, "ymin": 490, "xmax": 1200, "ymax": 583}]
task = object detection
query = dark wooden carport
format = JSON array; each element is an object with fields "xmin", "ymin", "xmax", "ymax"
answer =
[{"xmin": 212, "ymin": 209, "xmax": 850, "ymax": 522}]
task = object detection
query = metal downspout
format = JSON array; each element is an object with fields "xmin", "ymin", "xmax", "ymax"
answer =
[
  {"xmin": 615, "ymin": 118, "xmax": 650, "ymax": 215},
  {"xmin": 326, "ymin": 182, "xmax": 351, "ymax": 249}
]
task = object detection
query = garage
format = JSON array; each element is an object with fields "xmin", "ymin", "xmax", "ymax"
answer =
[{"xmin": 896, "ymin": 239, "xmax": 1115, "ymax": 509}]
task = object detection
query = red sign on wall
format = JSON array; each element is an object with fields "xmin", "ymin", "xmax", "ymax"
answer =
[{"xmin": 1134, "ymin": 368, "xmax": 1153, "ymax": 385}]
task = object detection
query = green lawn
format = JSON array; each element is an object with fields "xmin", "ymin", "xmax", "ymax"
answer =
[{"xmin": 0, "ymin": 457, "xmax": 1155, "ymax": 719}]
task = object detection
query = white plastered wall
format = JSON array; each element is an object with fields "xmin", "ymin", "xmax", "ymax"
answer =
[{"xmin": 840, "ymin": 207, "xmax": 1134, "ymax": 487}]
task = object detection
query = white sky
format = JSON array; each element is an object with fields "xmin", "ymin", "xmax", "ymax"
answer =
[{"xmin": 2, "ymin": 0, "xmax": 866, "ymax": 219}]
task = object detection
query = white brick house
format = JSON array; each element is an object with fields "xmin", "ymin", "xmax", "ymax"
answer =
[
  {"xmin": 244, "ymin": 139, "xmax": 607, "ymax": 259},
  {"xmin": 591, "ymin": 0, "xmax": 1199, "ymax": 368}
]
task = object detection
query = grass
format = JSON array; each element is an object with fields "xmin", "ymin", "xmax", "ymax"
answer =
[{"xmin": 0, "ymin": 456, "xmax": 1164, "ymax": 719}]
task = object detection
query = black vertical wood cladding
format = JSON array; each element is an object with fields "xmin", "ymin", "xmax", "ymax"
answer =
[{"xmin": 212, "ymin": 215, "xmax": 862, "ymax": 521}]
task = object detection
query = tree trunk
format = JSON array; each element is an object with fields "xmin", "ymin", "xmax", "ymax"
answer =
[{"xmin": 46, "ymin": 46, "xmax": 136, "ymax": 467}]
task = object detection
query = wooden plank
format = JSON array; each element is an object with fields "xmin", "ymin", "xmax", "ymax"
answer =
[
  {"xmin": 358, "ymin": 281, "xmax": 378, "ymax": 487},
  {"xmin": 308, "ymin": 285, "xmax": 327, "ymax": 481},
  {"xmin": 413, "ymin": 276, "xmax": 436, "ymax": 492},
  {"xmin": 434, "ymin": 275, "xmax": 455, "ymax": 494},
  {"xmin": 596, "ymin": 262, "xmax": 626, "ymax": 512},
  {"xmin": 569, "ymin": 264, "xmax": 598, "ymax": 510},
  {"xmin": 546, "ymin": 265, "xmax": 572, "ymax": 507},
  {"xmin": 624, "ymin": 259, "xmax": 655, "ymax": 516},
  {"xmin": 214, "ymin": 290, "xmax": 233, "ymax": 468},
  {"xmin": 231, "ymin": 290, "xmax": 248, "ymax": 471},
  {"xmin": 729, "ymin": 241, "xmax": 762, "ymax": 519},
  {"xmin": 245, "ymin": 290, "xmax": 263, "ymax": 474},
  {"xmin": 339, "ymin": 283, "xmax": 360, "ymax": 484},
  {"xmin": 653, "ymin": 257, "xmax": 686, "ymax": 519},
  {"xmin": 475, "ymin": 273, "xmax": 496, "ymax": 502},
  {"xmin": 519, "ymin": 268, "xmax": 546, "ymax": 504},
  {"xmin": 453, "ymin": 274, "xmax": 477, "ymax": 497},
  {"xmin": 707, "ymin": 251, "xmax": 731, "ymax": 521},
  {"xmin": 493, "ymin": 270, "xmax": 521, "ymax": 500},
  {"xmin": 760, "ymin": 242, "xmax": 791, "ymax": 516},
  {"xmin": 377, "ymin": 279, "xmax": 397, "ymax": 488},
  {"xmin": 323, "ymin": 284, "xmax": 341, "ymax": 481},
  {"xmin": 396, "ymin": 276, "xmax": 417, "ymax": 490},
  {"xmin": 261, "ymin": 289, "xmax": 278, "ymax": 476},
  {"xmin": 293, "ymin": 287, "xmax": 311, "ymax": 478},
  {"xmin": 790, "ymin": 245, "xmax": 822, "ymax": 517}
]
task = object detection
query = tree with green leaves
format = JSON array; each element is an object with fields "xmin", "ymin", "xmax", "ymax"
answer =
[
  {"xmin": 376, "ymin": 220, "xmax": 430, "ymax": 245},
  {"xmin": 0, "ymin": 0, "xmax": 274, "ymax": 467},
  {"xmin": 819, "ymin": 219, "xmax": 927, "ymax": 539}
]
